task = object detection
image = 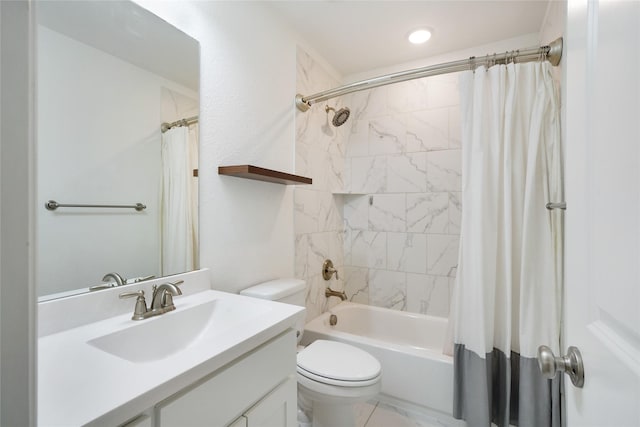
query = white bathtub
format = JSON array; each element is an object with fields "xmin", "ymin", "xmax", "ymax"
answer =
[{"xmin": 301, "ymin": 302, "xmax": 453, "ymax": 416}]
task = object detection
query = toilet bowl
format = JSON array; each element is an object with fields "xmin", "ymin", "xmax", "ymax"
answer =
[
  {"xmin": 297, "ymin": 340, "xmax": 381, "ymax": 427},
  {"xmin": 240, "ymin": 279, "xmax": 382, "ymax": 427}
]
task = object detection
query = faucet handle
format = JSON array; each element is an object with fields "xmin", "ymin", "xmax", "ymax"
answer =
[
  {"xmin": 119, "ymin": 290, "xmax": 148, "ymax": 320},
  {"xmin": 160, "ymin": 280, "xmax": 184, "ymax": 307},
  {"xmin": 119, "ymin": 290, "xmax": 144, "ymax": 299},
  {"xmin": 133, "ymin": 275, "xmax": 155, "ymax": 283},
  {"xmin": 322, "ymin": 259, "xmax": 339, "ymax": 280}
]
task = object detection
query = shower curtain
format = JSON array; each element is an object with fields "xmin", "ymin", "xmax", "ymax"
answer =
[
  {"xmin": 451, "ymin": 62, "xmax": 562, "ymax": 427},
  {"xmin": 160, "ymin": 125, "xmax": 199, "ymax": 275}
]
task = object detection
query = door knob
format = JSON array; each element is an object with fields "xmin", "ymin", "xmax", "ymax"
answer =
[{"xmin": 537, "ymin": 345, "xmax": 584, "ymax": 388}]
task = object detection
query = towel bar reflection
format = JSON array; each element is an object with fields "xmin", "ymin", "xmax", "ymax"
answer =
[
  {"xmin": 45, "ymin": 200, "xmax": 146, "ymax": 211},
  {"xmin": 546, "ymin": 202, "xmax": 566, "ymax": 210}
]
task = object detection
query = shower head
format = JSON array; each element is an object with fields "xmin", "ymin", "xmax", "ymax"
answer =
[{"xmin": 325, "ymin": 105, "xmax": 351, "ymax": 127}]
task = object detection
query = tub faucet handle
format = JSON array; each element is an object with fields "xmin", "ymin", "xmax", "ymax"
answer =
[{"xmin": 322, "ymin": 259, "xmax": 339, "ymax": 280}]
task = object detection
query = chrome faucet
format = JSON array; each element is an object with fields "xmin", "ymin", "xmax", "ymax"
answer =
[
  {"xmin": 119, "ymin": 280, "xmax": 184, "ymax": 320},
  {"xmin": 102, "ymin": 272, "xmax": 126, "ymax": 286},
  {"xmin": 150, "ymin": 281, "xmax": 183, "ymax": 311},
  {"xmin": 89, "ymin": 272, "xmax": 127, "ymax": 291},
  {"xmin": 325, "ymin": 287, "xmax": 348, "ymax": 301}
]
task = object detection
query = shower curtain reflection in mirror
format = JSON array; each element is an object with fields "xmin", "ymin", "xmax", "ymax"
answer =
[{"xmin": 160, "ymin": 124, "xmax": 199, "ymax": 275}]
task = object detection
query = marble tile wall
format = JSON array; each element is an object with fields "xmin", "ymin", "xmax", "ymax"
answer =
[
  {"xmin": 295, "ymin": 47, "xmax": 346, "ymax": 321},
  {"xmin": 295, "ymin": 46, "xmax": 462, "ymax": 321},
  {"xmin": 342, "ymin": 75, "xmax": 462, "ymax": 318}
]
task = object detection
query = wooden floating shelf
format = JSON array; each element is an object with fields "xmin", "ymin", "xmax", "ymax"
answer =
[{"xmin": 218, "ymin": 165, "xmax": 312, "ymax": 185}]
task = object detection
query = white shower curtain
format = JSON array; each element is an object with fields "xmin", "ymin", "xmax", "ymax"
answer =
[
  {"xmin": 451, "ymin": 62, "xmax": 562, "ymax": 427},
  {"xmin": 160, "ymin": 125, "xmax": 199, "ymax": 275}
]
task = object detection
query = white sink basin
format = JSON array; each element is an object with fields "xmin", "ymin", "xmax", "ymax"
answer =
[
  {"xmin": 88, "ymin": 297, "xmax": 270, "ymax": 363},
  {"xmin": 39, "ymin": 272, "xmax": 307, "ymax": 427}
]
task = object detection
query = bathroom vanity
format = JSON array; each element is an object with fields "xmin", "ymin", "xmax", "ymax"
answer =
[{"xmin": 38, "ymin": 269, "xmax": 304, "ymax": 426}]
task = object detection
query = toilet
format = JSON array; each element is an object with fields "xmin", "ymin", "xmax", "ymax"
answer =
[{"xmin": 241, "ymin": 279, "xmax": 382, "ymax": 427}]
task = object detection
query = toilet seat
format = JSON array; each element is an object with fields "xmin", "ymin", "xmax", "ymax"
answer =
[
  {"xmin": 296, "ymin": 340, "xmax": 381, "ymax": 387},
  {"xmin": 297, "ymin": 366, "xmax": 381, "ymax": 387}
]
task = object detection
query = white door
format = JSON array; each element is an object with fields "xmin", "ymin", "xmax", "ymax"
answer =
[{"xmin": 564, "ymin": 0, "xmax": 640, "ymax": 425}]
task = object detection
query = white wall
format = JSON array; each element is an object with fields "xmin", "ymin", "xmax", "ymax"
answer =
[
  {"xmin": 36, "ymin": 26, "xmax": 197, "ymax": 296},
  {"xmin": 134, "ymin": 1, "xmax": 332, "ymax": 294}
]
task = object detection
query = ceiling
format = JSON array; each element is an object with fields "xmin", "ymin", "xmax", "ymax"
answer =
[
  {"xmin": 37, "ymin": 1, "xmax": 199, "ymax": 91},
  {"xmin": 268, "ymin": 1, "xmax": 551, "ymax": 76}
]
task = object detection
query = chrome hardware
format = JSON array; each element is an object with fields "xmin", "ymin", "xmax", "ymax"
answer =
[
  {"xmin": 103, "ymin": 272, "xmax": 126, "ymax": 287},
  {"xmin": 89, "ymin": 283, "xmax": 115, "ymax": 291},
  {"xmin": 295, "ymin": 38, "xmax": 563, "ymax": 111},
  {"xmin": 329, "ymin": 314, "xmax": 338, "ymax": 326},
  {"xmin": 322, "ymin": 259, "xmax": 339, "ymax": 280},
  {"xmin": 119, "ymin": 290, "xmax": 148, "ymax": 320},
  {"xmin": 295, "ymin": 93, "xmax": 311, "ymax": 112},
  {"xmin": 547, "ymin": 37, "xmax": 563, "ymax": 66},
  {"xmin": 325, "ymin": 287, "xmax": 347, "ymax": 301},
  {"xmin": 546, "ymin": 202, "xmax": 567, "ymax": 210},
  {"xmin": 89, "ymin": 272, "xmax": 127, "ymax": 291},
  {"xmin": 133, "ymin": 275, "xmax": 155, "ymax": 283},
  {"xmin": 119, "ymin": 280, "xmax": 184, "ymax": 321},
  {"xmin": 45, "ymin": 200, "xmax": 146, "ymax": 211},
  {"xmin": 150, "ymin": 280, "xmax": 184, "ymax": 311},
  {"xmin": 537, "ymin": 345, "xmax": 585, "ymax": 388},
  {"xmin": 161, "ymin": 115, "xmax": 198, "ymax": 133}
]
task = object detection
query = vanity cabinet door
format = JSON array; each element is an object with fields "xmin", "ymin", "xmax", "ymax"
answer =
[
  {"xmin": 244, "ymin": 377, "xmax": 296, "ymax": 427},
  {"xmin": 228, "ymin": 416, "xmax": 247, "ymax": 427},
  {"xmin": 156, "ymin": 331, "xmax": 295, "ymax": 426}
]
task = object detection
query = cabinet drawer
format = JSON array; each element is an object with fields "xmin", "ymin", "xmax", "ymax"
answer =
[{"xmin": 157, "ymin": 330, "xmax": 296, "ymax": 426}]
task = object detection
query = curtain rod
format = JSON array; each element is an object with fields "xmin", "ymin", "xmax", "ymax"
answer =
[
  {"xmin": 295, "ymin": 37, "xmax": 563, "ymax": 112},
  {"xmin": 161, "ymin": 115, "xmax": 199, "ymax": 133}
]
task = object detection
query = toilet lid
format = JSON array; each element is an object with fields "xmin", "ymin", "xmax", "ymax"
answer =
[{"xmin": 296, "ymin": 340, "xmax": 381, "ymax": 382}]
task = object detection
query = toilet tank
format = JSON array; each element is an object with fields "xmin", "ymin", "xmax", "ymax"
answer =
[
  {"xmin": 241, "ymin": 279, "xmax": 307, "ymax": 344},
  {"xmin": 240, "ymin": 278, "xmax": 307, "ymax": 306}
]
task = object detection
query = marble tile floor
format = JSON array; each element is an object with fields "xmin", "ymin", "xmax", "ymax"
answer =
[{"xmin": 355, "ymin": 400, "xmax": 449, "ymax": 427}]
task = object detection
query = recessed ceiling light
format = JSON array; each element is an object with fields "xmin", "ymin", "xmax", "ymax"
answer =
[{"xmin": 408, "ymin": 28, "xmax": 432, "ymax": 45}]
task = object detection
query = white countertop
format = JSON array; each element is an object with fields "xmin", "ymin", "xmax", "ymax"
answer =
[{"xmin": 38, "ymin": 274, "xmax": 304, "ymax": 426}]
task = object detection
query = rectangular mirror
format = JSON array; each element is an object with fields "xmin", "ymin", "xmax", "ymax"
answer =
[{"xmin": 35, "ymin": 1, "xmax": 200, "ymax": 300}]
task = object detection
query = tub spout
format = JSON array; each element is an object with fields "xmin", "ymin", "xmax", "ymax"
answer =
[{"xmin": 325, "ymin": 287, "xmax": 347, "ymax": 301}]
